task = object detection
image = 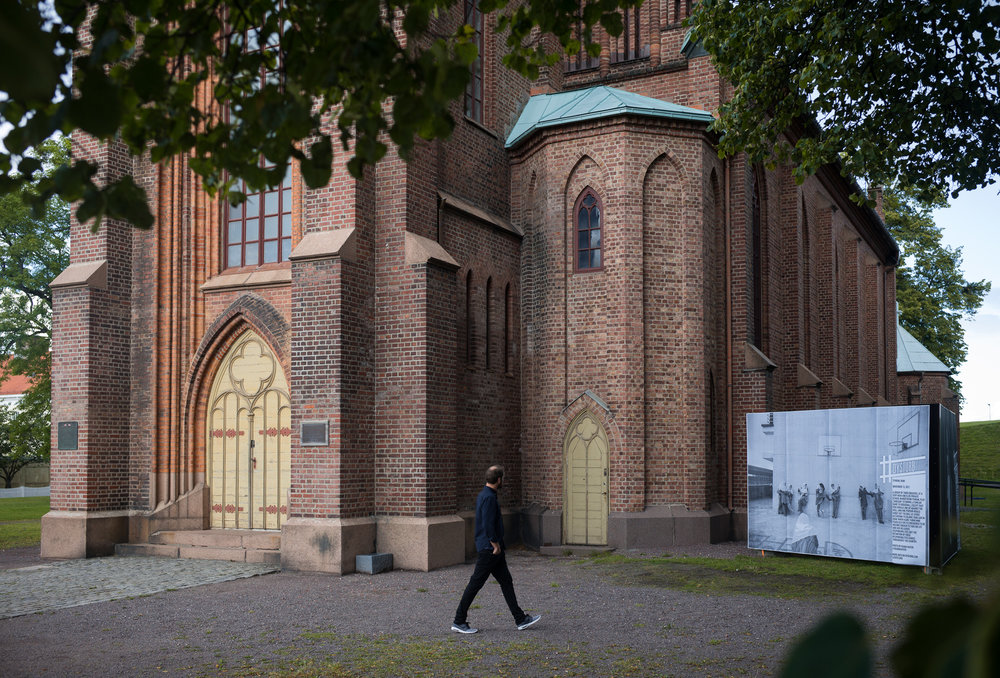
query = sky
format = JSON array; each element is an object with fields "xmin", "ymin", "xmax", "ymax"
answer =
[{"xmin": 932, "ymin": 186, "xmax": 1000, "ymax": 423}]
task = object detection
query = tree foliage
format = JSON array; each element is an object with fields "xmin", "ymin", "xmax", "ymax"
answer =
[
  {"xmin": 689, "ymin": 0, "xmax": 1000, "ymax": 202},
  {"xmin": 0, "ymin": 0, "xmax": 637, "ymax": 230},
  {"xmin": 779, "ymin": 590, "xmax": 1000, "ymax": 678},
  {"xmin": 884, "ymin": 186, "xmax": 990, "ymax": 394},
  {"xmin": 0, "ymin": 401, "xmax": 49, "ymax": 488},
  {"xmin": 0, "ymin": 136, "xmax": 70, "ymax": 477}
]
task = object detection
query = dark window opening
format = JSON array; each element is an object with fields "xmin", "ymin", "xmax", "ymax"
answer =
[
  {"xmin": 751, "ymin": 172, "xmax": 763, "ymax": 347},
  {"xmin": 464, "ymin": 0, "xmax": 484, "ymax": 122},
  {"xmin": 485, "ymin": 276, "xmax": 493, "ymax": 369},
  {"xmin": 565, "ymin": 3, "xmax": 599, "ymax": 72},
  {"xmin": 575, "ymin": 189, "xmax": 604, "ymax": 272},
  {"xmin": 674, "ymin": 0, "xmax": 692, "ymax": 24},
  {"xmin": 504, "ymin": 283, "xmax": 511, "ymax": 373},
  {"xmin": 610, "ymin": 7, "xmax": 646, "ymax": 63},
  {"xmin": 466, "ymin": 271, "xmax": 474, "ymax": 365}
]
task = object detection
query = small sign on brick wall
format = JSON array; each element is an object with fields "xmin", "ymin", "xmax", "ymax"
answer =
[
  {"xmin": 300, "ymin": 420, "xmax": 328, "ymax": 446},
  {"xmin": 57, "ymin": 422, "xmax": 78, "ymax": 450}
]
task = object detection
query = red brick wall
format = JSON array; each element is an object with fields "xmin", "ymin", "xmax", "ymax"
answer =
[{"xmin": 50, "ymin": 132, "xmax": 133, "ymax": 512}]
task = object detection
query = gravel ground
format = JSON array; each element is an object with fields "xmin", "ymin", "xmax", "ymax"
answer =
[{"xmin": 0, "ymin": 543, "xmax": 919, "ymax": 677}]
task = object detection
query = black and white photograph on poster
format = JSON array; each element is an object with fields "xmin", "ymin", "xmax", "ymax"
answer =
[{"xmin": 747, "ymin": 406, "xmax": 930, "ymax": 566}]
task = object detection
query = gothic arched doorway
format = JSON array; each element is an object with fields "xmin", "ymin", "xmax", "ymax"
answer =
[
  {"xmin": 206, "ymin": 329, "xmax": 290, "ymax": 529},
  {"xmin": 563, "ymin": 411, "xmax": 609, "ymax": 545}
]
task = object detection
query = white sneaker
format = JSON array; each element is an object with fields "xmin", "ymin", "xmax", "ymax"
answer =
[{"xmin": 451, "ymin": 622, "xmax": 478, "ymax": 634}]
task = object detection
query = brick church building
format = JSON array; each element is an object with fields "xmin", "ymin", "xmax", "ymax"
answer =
[{"xmin": 41, "ymin": 4, "xmax": 950, "ymax": 571}]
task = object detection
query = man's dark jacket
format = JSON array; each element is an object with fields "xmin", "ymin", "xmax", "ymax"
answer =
[{"xmin": 473, "ymin": 485, "xmax": 504, "ymax": 552}]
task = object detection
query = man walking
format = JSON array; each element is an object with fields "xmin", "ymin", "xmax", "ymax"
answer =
[{"xmin": 452, "ymin": 465, "xmax": 541, "ymax": 634}]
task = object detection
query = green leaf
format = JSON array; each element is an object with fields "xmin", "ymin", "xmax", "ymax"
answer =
[
  {"xmin": 300, "ymin": 137, "xmax": 333, "ymax": 189},
  {"xmin": 0, "ymin": 3, "xmax": 61, "ymax": 103},
  {"xmin": 891, "ymin": 598, "xmax": 979, "ymax": 678},
  {"xmin": 105, "ymin": 176, "xmax": 154, "ymax": 229},
  {"xmin": 69, "ymin": 69, "xmax": 125, "ymax": 138},
  {"xmin": 780, "ymin": 613, "xmax": 871, "ymax": 678}
]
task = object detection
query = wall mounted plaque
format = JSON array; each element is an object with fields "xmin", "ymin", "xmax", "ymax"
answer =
[
  {"xmin": 57, "ymin": 421, "xmax": 79, "ymax": 450},
  {"xmin": 301, "ymin": 420, "xmax": 328, "ymax": 446}
]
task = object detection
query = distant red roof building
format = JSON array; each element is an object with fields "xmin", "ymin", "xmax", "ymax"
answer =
[{"xmin": 0, "ymin": 359, "xmax": 33, "ymax": 397}]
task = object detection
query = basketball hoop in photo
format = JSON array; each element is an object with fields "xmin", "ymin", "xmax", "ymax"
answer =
[{"xmin": 817, "ymin": 435, "xmax": 842, "ymax": 456}]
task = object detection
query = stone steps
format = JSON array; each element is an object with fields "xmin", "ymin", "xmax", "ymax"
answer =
[{"xmin": 115, "ymin": 529, "xmax": 281, "ymax": 566}]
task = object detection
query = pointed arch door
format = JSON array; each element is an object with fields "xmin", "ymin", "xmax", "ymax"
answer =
[
  {"xmin": 207, "ymin": 330, "xmax": 291, "ymax": 530},
  {"xmin": 563, "ymin": 411, "xmax": 609, "ymax": 545}
]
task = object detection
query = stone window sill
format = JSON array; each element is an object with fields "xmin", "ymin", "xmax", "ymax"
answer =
[{"xmin": 201, "ymin": 265, "xmax": 291, "ymax": 293}]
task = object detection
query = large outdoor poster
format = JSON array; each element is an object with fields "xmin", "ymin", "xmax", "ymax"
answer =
[{"xmin": 747, "ymin": 406, "xmax": 930, "ymax": 566}]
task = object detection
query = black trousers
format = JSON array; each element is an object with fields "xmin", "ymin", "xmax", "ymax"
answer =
[{"xmin": 454, "ymin": 550, "xmax": 525, "ymax": 625}]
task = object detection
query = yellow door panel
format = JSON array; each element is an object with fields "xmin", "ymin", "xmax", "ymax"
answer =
[
  {"xmin": 563, "ymin": 411, "xmax": 609, "ymax": 545},
  {"xmin": 207, "ymin": 330, "xmax": 290, "ymax": 531}
]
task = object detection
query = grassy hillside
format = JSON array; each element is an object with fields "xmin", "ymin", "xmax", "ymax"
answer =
[{"xmin": 960, "ymin": 419, "xmax": 1000, "ymax": 479}]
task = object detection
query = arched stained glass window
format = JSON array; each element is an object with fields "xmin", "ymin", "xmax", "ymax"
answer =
[{"xmin": 575, "ymin": 189, "xmax": 603, "ymax": 272}]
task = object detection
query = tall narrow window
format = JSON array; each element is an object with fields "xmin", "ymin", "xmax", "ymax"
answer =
[
  {"xmin": 751, "ymin": 172, "xmax": 763, "ymax": 347},
  {"xmin": 575, "ymin": 189, "xmax": 603, "ymax": 272},
  {"xmin": 225, "ymin": 4, "xmax": 292, "ymax": 269},
  {"xmin": 464, "ymin": 0, "xmax": 484, "ymax": 123},
  {"xmin": 801, "ymin": 197, "xmax": 812, "ymax": 365},
  {"xmin": 611, "ymin": 7, "xmax": 643, "ymax": 63},
  {"xmin": 674, "ymin": 0, "xmax": 692, "ymax": 23},
  {"xmin": 566, "ymin": 3, "xmax": 599, "ymax": 72},
  {"xmin": 466, "ymin": 271, "xmax": 474, "ymax": 365},
  {"xmin": 485, "ymin": 277, "xmax": 493, "ymax": 369},
  {"xmin": 504, "ymin": 283, "xmax": 511, "ymax": 373}
]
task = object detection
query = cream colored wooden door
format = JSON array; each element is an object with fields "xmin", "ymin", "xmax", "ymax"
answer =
[
  {"xmin": 207, "ymin": 330, "xmax": 290, "ymax": 530},
  {"xmin": 563, "ymin": 411, "xmax": 609, "ymax": 545}
]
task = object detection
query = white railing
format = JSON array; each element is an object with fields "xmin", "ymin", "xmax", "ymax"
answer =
[{"xmin": 0, "ymin": 486, "xmax": 51, "ymax": 498}]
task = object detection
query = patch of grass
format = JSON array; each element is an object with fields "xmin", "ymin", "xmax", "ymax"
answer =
[
  {"xmin": 299, "ymin": 632, "xmax": 338, "ymax": 642},
  {"xmin": 212, "ymin": 635, "xmax": 672, "ymax": 677},
  {"xmin": 0, "ymin": 519, "xmax": 41, "ymax": 549},
  {"xmin": 0, "ymin": 497, "xmax": 49, "ymax": 550},
  {"xmin": 959, "ymin": 420, "xmax": 1000, "ymax": 480},
  {"xmin": 0, "ymin": 496, "xmax": 50, "ymax": 521},
  {"xmin": 577, "ymin": 505, "xmax": 1000, "ymax": 601},
  {"xmin": 337, "ymin": 635, "xmax": 480, "ymax": 676},
  {"xmin": 577, "ymin": 550, "xmax": 905, "ymax": 599}
]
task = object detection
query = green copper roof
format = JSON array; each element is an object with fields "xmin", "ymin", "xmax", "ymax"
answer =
[
  {"xmin": 897, "ymin": 323, "xmax": 951, "ymax": 373},
  {"xmin": 505, "ymin": 85, "xmax": 715, "ymax": 149},
  {"xmin": 680, "ymin": 29, "xmax": 709, "ymax": 59}
]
